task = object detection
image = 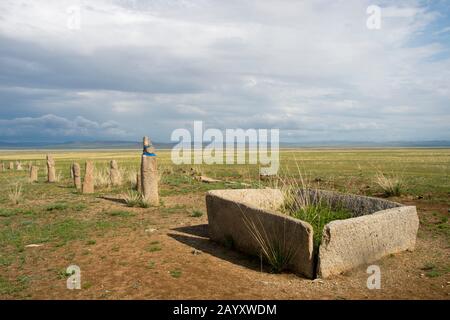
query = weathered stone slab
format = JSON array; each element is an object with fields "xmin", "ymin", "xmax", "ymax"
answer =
[
  {"xmin": 141, "ymin": 136, "xmax": 159, "ymax": 206},
  {"xmin": 29, "ymin": 166, "xmax": 39, "ymax": 182},
  {"xmin": 317, "ymin": 205, "xmax": 419, "ymax": 278},
  {"xmin": 206, "ymin": 189, "xmax": 315, "ymax": 278},
  {"xmin": 46, "ymin": 155, "xmax": 56, "ymax": 183},
  {"xmin": 82, "ymin": 161, "xmax": 94, "ymax": 194}
]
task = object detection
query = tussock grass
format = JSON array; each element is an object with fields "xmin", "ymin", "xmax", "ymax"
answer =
[
  {"xmin": 122, "ymin": 190, "xmax": 141, "ymax": 207},
  {"xmin": 374, "ymin": 171, "xmax": 403, "ymax": 197},
  {"xmin": 242, "ymin": 213, "xmax": 297, "ymax": 273},
  {"xmin": 8, "ymin": 183, "xmax": 23, "ymax": 205}
]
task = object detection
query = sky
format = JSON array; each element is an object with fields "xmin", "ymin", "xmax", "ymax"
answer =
[{"xmin": 0, "ymin": 0, "xmax": 449, "ymax": 143}]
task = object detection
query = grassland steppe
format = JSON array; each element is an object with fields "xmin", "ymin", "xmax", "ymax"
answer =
[{"xmin": 0, "ymin": 148, "xmax": 449, "ymax": 299}]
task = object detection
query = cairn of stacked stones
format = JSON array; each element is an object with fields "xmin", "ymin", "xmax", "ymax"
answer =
[
  {"xmin": 82, "ymin": 161, "xmax": 94, "ymax": 194},
  {"xmin": 140, "ymin": 136, "xmax": 159, "ymax": 206},
  {"xmin": 29, "ymin": 166, "xmax": 39, "ymax": 183},
  {"xmin": 46, "ymin": 155, "xmax": 56, "ymax": 183},
  {"xmin": 72, "ymin": 163, "xmax": 82, "ymax": 190},
  {"xmin": 109, "ymin": 160, "xmax": 121, "ymax": 186}
]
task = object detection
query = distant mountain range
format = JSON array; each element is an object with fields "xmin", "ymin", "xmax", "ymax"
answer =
[{"xmin": 0, "ymin": 140, "xmax": 449, "ymax": 149}]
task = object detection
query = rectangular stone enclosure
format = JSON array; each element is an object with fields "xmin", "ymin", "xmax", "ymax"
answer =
[{"xmin": 206, "ymin": 189, "xmax": 419, "ymax": 279}]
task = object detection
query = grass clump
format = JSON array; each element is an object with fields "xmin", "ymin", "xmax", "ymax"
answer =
[
  {"xmin": 147, "ymin": 241, "xmax": 162, "ymax": 252},
  {"xmin": 123, "ymin": 190, "xmax": 141, "ymax": 207},
  {"xmin": 46, "ymin": 202, "xmax": 69, "ymax": 212},
  {"xmin": 190, "ymin": 210, "xmax": 203, "ymax": 218},
  {"xmin": 288, "ymin": 200, "xmax": 351, "ymax": 249},
  {"xmin": 169, "ymin": 269, "xmax": 182, "ymax": 278},
  {"xmin": 242, "ymin": 214, "xmax": 297, "ymax": 274},
  {"xmin": 374, "ymin": 171, "xmax": 403, "ymax": 197},
  {"xmin": 8, "ymin": 183, "xmax": 23, "ymax": 205}
]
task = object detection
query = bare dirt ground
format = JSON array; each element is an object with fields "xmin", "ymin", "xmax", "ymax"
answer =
[{"xmin": 5, "ymin": 193, "xmax": 449, "ymax": 300}]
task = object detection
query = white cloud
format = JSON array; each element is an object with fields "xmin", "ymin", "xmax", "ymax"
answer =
[{"xmin": 0, "ymin": 0, "xmax": 448, "ymax": 142}]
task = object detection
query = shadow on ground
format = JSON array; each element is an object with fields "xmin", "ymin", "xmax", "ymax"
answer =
[
  {"xmin": 100, "ymin": 196, "xmax": 127, "ymax": 205},
  {"xmin": 169, "ymin": 224, "xmax": 265, "ymax": 273}
]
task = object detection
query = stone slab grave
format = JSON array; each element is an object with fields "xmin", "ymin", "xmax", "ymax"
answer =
[{"xmin": 206, "ymin": 189, "xmax": 419, "ymax": 279}]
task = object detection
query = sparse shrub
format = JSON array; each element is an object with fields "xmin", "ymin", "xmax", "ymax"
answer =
[
  {"xmin": 8, "ymin": 183, "xmax": 23, "ymax": 205},
  {"xmin": 147, "ymin": 241, "xmax": 162, "ymax": 252},
  {"xmin": 374, "ymin": 171, "xmax": 403, "ymax": 197},
  {"xmin": 169, "ymin": 269, "xmax": 182, "ymax": 278},
  {"xmin": 190, "ymin": 210, "xmax": 203, "ymax": 218}
]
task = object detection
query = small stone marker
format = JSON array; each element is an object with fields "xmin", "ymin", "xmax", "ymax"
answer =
[
  {"xmin": 140, "ymin": 136, "xmax": 159, "ymax": 206},
  {"xmin": 9, "ymin": 162, "xmax": 14, "ymax": 170},
  {"xmin": 109, "ymin": 160, "xmax": 120, "ymax": 186},
  {"xmin": 46, "ymin": 155, "xmax": 56, "ymax": 183},
  {"xmin": 29, "ymin": 166, "xmax": 39, "ymax": 182},
  {"xmin": 82, "ymin": 161, "xmax": 94, "ymax": 194},
  {"xmin": 72, "ymin": 163, "xmax": 82, "ymax": 190},
  {"xmin": 0, "ymin": 162, "xmax": 4, "ymax": 171}
]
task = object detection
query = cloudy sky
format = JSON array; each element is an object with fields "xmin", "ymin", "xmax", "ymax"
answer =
[{"xmin": 0, "ymin": 0, "xmax": 449, "ymax": 143}]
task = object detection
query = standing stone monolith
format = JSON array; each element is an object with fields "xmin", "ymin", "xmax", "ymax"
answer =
[
  {"xmin": 0, "ymin": 162, "xmax": 4, "ymax": 172},
  {"xmin": 82, "ymin": 161, "xmax": 94, "ymax": 194},
  {"xmin": 72, "ymin": 163, "xmax": 82, "ymax": 190},
  {"xmin": 29, "ymin": 166, "xmax": 39, "ymax": 183},
  {"xmin": 109, "ymin": 160, "xmax": 121, "ymax": 186},
  {"xmin": 9, "ymin": 162, "xmax": 14, "ymax": 170},
  {"xmin": 46, "ymin": 155, "xmax": 56, "ymax": 183},
  {"xmin": 140, "ymin": 136, "xmax": 159, "ymax": 206},
  {"xmin": 136, "ymin": 174, "xmax": 142, "ymax": 193}
]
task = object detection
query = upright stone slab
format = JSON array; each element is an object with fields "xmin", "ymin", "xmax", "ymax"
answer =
[
  {"xmin": 140, "ymin": 136, "xmax": 159, "ymax": 206},
  {"xmin": 109, "ymin": 160, "xmax": 121, "ymax": 186},
  {"xmin": 82, "ymin": 161, "xmax": 94, "ymax": 194},
  {"xmin": 0, "ymin": 162, "xmax": 4, "ymax": 172},
  {"xmin": 29, "ymin": 166, "xmax": 39, "ymax": 182},
  {"xmin": 46, "ymin": 155, "xmax": 56, "ymax": 183},
  {"xmin": 72, "ymin": 163, "xmax": 82, "ymax": 190},
  {"xmin": 9, "ymin": 162, "xmax": 14, "ymax": 170}
]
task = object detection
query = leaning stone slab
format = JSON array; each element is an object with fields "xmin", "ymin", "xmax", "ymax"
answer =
[
  {"xmin": 206, "ymin": 189, "xmax": 315, "ymax": 278},
  {"xmin": 317, "ymin": 202, "xmax": 418, "ymax": 278}
]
